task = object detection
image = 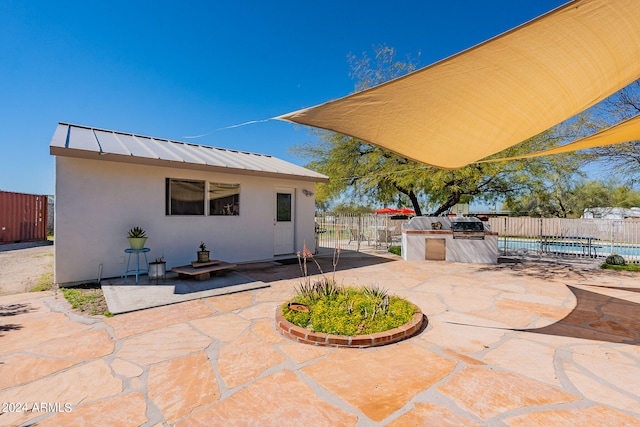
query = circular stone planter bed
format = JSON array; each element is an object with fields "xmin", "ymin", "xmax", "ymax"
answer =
[{"xmin": 275, "ymin": 304, "xmax": 424, "ymax": 348}]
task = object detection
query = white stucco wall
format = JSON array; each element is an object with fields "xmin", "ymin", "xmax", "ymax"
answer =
[
  {"xmin": 401, "ymin": 232, "xmax": 498, "ymax": 264},
  {"xmin": 54, "ymin": 156, "xmax": 318, "ymax": 284},
  {"xmin": 400, "ymin": 217, "xmax": 497, "ymax": 263}
]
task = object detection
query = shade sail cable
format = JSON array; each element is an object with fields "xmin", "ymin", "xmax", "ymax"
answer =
[{"xmin": 183, "ymin": 118, "xmax": 272, "ymax": 139}]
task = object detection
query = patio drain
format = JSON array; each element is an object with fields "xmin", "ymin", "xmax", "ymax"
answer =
[{"xmin": 275, "ymin": 305, "xmax": 424, "ymax": 348}]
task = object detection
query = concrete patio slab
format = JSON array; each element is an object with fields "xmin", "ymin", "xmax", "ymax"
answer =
[
  {"xmin": 101, "ymin": 271, "xmax": 269, "ymax": 314},
  {"xmin": 1, "ymin": 253, "xmax": 639, "ymax": 426}
]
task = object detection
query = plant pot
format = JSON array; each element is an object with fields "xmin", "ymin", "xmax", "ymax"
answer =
[
  {"xmin": 149, "ymin": 261, "xmax": 166, "ymax": 279},
  {"xmin": 197, "ymin": 251, "xmax": 210, "ymax": 263},
  {"xmin": 128, "ymin": 237, "xmax": 148, "ymax": 250}
]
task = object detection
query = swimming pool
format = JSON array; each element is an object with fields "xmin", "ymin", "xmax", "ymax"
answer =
[{"xmin": 499, "ymin": 237, "xmax": 640, "ymax": 260}]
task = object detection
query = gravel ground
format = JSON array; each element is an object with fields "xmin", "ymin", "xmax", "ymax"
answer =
[{"xmin": 0, "ymin": 241, "xmax": 54, "ymax": 296}]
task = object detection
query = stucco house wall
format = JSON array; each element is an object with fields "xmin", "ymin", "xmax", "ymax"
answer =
[
  {"xmin": 50, "ymin": 123, "xmax": 328, "ymax": 285},
  {"xmin": 54, "ymin": 152, "xmax": 319, "ymax": 285}
]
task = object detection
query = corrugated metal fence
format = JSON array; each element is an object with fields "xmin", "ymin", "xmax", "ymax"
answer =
[
  {"xmin": 0, "ymin": 190, "xmax": 49, "ymax": 244},
  {"xmin": 315, "ymin": 214, "xmax": 640, "ymax": 262}
]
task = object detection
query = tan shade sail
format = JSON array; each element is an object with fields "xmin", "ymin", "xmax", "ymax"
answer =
[
  {"xmin": 478, "ymin": 114, "xmax": 640, "ymax": 163},
  {"xmin": 276, "ymin": 0, "xmax": 640, "ymax": 169}
]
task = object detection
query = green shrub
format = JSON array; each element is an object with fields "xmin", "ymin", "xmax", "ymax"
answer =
[
  {"xmin": 30, "ymin": 270, "xmax": 53, "ymax": 292},
  {"xmin": 285, "ymin": 244, "xmax": 414, "ymax": 335},
  {"xmin": 284, "ymin": 304, "xmax": 312, "ymax": 328},
  {"xmin": 388, "ymin": 246, "xmax": 401, "ymax": 256},
  {"xmin": 601, "ymin": 263, "xmax": 640, "ymax": 272},
  {"xmin": 62, "ymin": 287, "xmax": 113, "ymax": 317},
  {"xmin": 605, "ymin": 254, "xmax": 626, "ymax": 265}
]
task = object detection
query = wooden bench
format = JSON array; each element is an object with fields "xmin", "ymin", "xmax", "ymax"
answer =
[{"xmin": 171, "ymin": 260, "xmax": 237, "ymax": 281}]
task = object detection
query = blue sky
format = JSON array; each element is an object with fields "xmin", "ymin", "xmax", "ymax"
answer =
[{"xmin": 1, "ymin": 0, "xmax": 568, "ymax": 196}]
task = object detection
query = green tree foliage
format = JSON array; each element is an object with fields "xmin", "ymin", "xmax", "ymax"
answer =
[
  {"xmin": 329, "ymin": 202, "xmax": 373, "ymax": 215},
  {"xmin": 291, "ymin": 45, "xmax": 586, "ymax": 215},
  {"xmin": 503, "ymin": 180, "xmax": 640, "ymax": 217},
  {"xmin": 588, "ymin": 79, "xmax": 640, "ymax": 181}
]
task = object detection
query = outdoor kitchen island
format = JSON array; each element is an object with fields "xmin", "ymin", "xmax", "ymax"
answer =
[{"xmin": 401, "ymin": 217, "xmax": 498, "ymax": 263}]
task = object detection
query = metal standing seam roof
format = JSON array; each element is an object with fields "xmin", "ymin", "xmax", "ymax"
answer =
[{"xmin": 49, "ymin": 123, "xmax": 329, "ymax": 182}]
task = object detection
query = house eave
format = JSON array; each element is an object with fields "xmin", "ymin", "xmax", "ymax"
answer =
[{"xmin": 50, "ymin": 146, "xmax": 330, "ymax": 183}]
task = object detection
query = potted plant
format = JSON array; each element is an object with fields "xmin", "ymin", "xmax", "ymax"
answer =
[
  {"xmin": 197, "ymin": 241, "xmax": 210, "ymax": 263},
  {"xmin": 127, "ymin": 227, "xmax": 148, "ymax": 250}
]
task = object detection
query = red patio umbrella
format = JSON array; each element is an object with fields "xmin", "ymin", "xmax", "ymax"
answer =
[
  {"xmin": 374, "ymin": 207, "xmax": 401, "ymax": 214},
  {"xmin": 397, "ymin": 208, "xmax": 415, "ymax": 215}
]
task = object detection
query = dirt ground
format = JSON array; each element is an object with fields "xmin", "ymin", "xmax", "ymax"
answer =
[{"xmin": 0, "ymin": 241, "xmax": 54, "ymax": 296}]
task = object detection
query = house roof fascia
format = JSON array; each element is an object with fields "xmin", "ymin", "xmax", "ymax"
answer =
[{"xmin": 50, "ymin": 123, "xmax": 329, "ymax": 183}]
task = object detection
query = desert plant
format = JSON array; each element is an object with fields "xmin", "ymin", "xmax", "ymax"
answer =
[
  {"xmin": 284, "ymin": 286, "xmax": 415, "ymax": 336},
  {"xmin": 197, "ymin": 242, "xmax": 210, "ymax": 262},
  {"xmin": 127, "ymin": 227, "xmax": 147, "ymax": 238},
  {"xmin": 363, "ymin": 284, "xmax": 388, "ymax": 300},
  {"xmin": 286, "ymin": 242, "xmax": 416, "ymax": 335},
  {"xmin": 293, "ymin": 277, "xmax": 341, "ymax": 305},
  {"xmin": 295, "ymin": 281, "xmax": 320, "ymax": 304},
  {"xmin": 331, "ymin": 246, "xmax": 341, "ymax": 277},
  {"xmin": 315, "ymin": 277, "xmax": 341, "ymax": 298},
  {"xmin": 296, "ymin": 241, "xmax": 323, "ymax": 287}
]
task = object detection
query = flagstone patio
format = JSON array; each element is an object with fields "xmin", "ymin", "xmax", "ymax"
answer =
[{"xmin": 1, "ymin": 253, "xmax": 639, "ymax": 426}]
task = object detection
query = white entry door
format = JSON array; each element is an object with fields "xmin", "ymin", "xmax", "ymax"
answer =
[{"xmin": 274, "ymin": 188, "xmax": 295, "ymax": 255}]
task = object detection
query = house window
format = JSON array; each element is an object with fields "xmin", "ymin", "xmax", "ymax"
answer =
[
  {"xmin": 166, "ymin": 179, "xmax": 205, "ymax": 215},
  {"xmin": 276, "ymin": 193, "xmax": 292, "ymax": 221},
  {"xmin": 209, "ymin": 183, "xmax": 240, "ymax": 215}
]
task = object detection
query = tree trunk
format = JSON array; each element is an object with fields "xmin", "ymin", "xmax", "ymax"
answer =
[
  {"xmin": 408, "ymin": 190, "xmax": 422, "ymax": 216},
  {"xmin": 392, "ymin": 183, "xmax": 423, "ymax": 216},
  {"xmin": 432, "ymin": 192, "xmax": 461, "ymax": 216}
]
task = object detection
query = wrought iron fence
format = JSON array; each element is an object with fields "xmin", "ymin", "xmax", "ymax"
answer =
[
  {"xmin": 314, "ymin": 213, "xmax": 409, "ymax": 254},
  {"xmin": 487, "ymin": 217, "xmax": 640, "ymax": 261},
  {"xmin": 315, "ymin": 214, "xmax": 640, "ymax": 262}
]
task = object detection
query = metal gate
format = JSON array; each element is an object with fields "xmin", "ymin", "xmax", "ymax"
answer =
[{"xmin": 314, "ymin": 214, "xmax": 408, "ymax": 254}]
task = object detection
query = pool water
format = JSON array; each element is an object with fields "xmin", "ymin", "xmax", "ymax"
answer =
[{"xmin": 499, "ymin": 238, "xmax": 640, "ymax": 260}]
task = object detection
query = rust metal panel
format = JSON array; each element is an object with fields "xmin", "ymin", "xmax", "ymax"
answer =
[{"xmin": 0, "ymin": 191, "xmax": 48, "ymax": 244}]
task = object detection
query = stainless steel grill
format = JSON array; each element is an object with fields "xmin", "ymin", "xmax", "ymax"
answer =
[{"xmin": 451, "ymin": 218, "xmax": 485, "ymax": 240}]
